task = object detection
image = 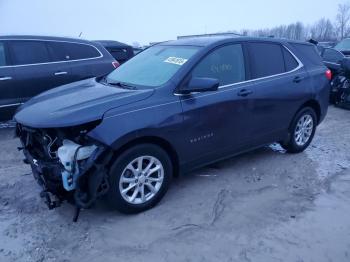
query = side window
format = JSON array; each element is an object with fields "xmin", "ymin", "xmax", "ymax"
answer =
[
  {"xmin": 0, "ymin": 42, "xmax": 7, "ymax": 66},
  {"xmin": 47, "ymin": 42, "xmax": 101, "ymax": 61},
  {"xmin": 282, "ymin": 47, "xmax": 299, "ymax": 71},
  {"xmin": 10, "ymin": 41, "xmax": 50, "ymax": 65},
  {"xmin": 322, "ymin": 48, "xmax": 344, "ymax": 64},
  {"xmin": 64, "ymin": 43, "xmax": 100, "ymax": 60},
  {"xmin": 192, "ymin": 44, "xmax": 245, "ymax": 85},
  {"xmin": 248, "ymin": 43, "xmax": 285, "ymax": 79},
  {"xmin": 47, "ymin": 42, "xmax": 71, "ymax": 61}
]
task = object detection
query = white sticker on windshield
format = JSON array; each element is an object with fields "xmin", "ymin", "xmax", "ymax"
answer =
[{"xmin": 164, "ymin": 57, "xmax": 188, "ymax": 66}]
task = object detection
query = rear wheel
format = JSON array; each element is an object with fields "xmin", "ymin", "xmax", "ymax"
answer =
[
  {"xmin": 107, "ymin": 144, "xmax": 172, "ymax": 213},
  {"xmin": 281, "ymin": 107, "xmax": 317, "ymax": 153}
]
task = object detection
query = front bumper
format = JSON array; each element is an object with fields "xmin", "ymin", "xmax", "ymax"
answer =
[
  {"xmin": 23, "ymin": 148, "xmax": 68, "ymax": 208},
  {"xmin": 17, "ymin": 124, "xmax": 112, "ymax": 211}
]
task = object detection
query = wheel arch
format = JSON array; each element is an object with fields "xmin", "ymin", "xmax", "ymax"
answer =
[
  {"xmin": 297, "ymin": 99, "xmax": 321, "ymax": 124},
  {"xmin": 110, "ymin": 136, "xmax": 180, "ymax": 177},
  {"xmin": 283, "ymin": 99, "xmax": 321, "ymax": 143}
]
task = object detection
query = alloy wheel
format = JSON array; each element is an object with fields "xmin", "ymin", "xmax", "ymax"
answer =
[
  {"xmin": 294, "ymin": 114, "xmax": 314, "ymax": 146},
  {"xmin": 119, "ymin": 156, "xmax": 164, "ymax": 205}
]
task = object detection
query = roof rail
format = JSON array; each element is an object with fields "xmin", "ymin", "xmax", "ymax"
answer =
[{"xmin": 177, "ymin": 32, "xmax": 242, "ymax": 39}]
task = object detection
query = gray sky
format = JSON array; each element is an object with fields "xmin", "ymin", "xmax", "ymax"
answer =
[{"xmin": 0, "ymin": 0, "xmax": 346, "ymax": 45}]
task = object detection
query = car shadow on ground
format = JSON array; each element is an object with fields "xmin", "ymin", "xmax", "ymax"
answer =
[{"xmin": 68, "ymin": 143, "xmax": 310, "ymax": 223}]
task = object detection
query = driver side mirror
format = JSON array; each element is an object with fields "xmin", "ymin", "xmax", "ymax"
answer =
[{"xmin": 179, "ymin": 77, "xmax": 219, "ymax": 94}]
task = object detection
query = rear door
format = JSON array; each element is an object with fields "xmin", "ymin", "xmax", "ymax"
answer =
[
  {"xmin": 0, "ymin": 41, "xmax": 17, "ymax": 120},
  {"xmin": 245, "ymin": 42, "xmax": 309, "ymax": 144},
  {"xmin": 8, "ymin": 40, "xmax": 72, "ymax": 102}
]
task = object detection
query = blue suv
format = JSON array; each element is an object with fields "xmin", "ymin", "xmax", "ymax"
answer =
[{"xmin": 15, "ymin": 36, "xmax": 330, "ymax": 215}]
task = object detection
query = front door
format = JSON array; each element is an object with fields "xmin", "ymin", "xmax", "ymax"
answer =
[{"xmin": 178, "ymin": 43, "xmax": 254, "ymax": 166}]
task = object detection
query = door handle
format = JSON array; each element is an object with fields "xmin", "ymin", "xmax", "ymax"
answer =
[
  {"xmin": 0, "ymin": 76, "xmax": 12, "ymax": 81},
  {"xmin": 54, "ymin": 71, "xmax": 68, "ymax": 76},
  {"xmin": 293, "ymin": 76, "xmax": 305, "ymax": 83},
  {"xmin": 237, "ymin": 89, "xmax": 253, "ymax": 97}
]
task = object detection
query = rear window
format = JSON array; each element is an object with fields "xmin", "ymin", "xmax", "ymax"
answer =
[
  {"xmin": 10, "ymin": 41, "xmax": 50, "ymax": 65},
  {"xmin": 47, "ymin": 41, "xmax": 101, "ymax": 61},
  {"xmin": 289, "ymin": 43, "xmax": 323, "ymax": 67},
  {"xmin": 247, "ymin": 42, "xmax": 285, "ymax": 79},
  {"xmin": 0, "ymin": 42, "xmax": 6, "ymax": 66}
]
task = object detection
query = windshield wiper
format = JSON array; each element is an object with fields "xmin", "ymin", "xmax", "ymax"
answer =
[{"xmin": 103, "ymin": 77, "xmax": 137, "ymax": 90}]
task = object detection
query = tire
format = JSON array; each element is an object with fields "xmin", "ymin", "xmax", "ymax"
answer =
[
  {"xmin": 281, "ymin": 107, "xmax": 317, "ymax": 153},
  {"xmin": 107, "ymin": 144, "xmax": 172, "ymax": 213}
]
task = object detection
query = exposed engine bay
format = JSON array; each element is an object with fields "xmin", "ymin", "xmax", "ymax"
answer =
[{"xmin": 16, "ymin": 122, "xmax": 113, "ymax": 221}]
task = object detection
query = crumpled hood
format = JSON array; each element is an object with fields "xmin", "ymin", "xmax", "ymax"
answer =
[{"xmin": 15, "ymin": 78, "xmax": 154, "ymax": 128}]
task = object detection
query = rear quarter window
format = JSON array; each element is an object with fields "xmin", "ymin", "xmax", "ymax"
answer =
[
  {"xmin": 289, "ymin": 43, "xmax": 323, "ymax": 67},
  {"xmin": 66, "ymin": 43, "xmax": 101, "ymax": 60},
  {"xmin": 282, "ymin": 47, "xmax": 299, "ymax": 71},
  {"xmin": 247, "ymin": 42, "xmax": 285, "ymax": 79}
]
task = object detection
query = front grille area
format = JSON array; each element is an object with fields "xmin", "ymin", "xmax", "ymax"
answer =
[
  {"xmin": 17, "ymin": 124, "xmax": 60, "ymax": 161},
  {"xmin": 17, "ymin": 124, "xmax": 66, "ymax": 196}
]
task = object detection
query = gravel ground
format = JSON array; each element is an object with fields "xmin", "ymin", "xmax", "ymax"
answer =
[{"xmin": 0, "ymin": 106, "xmax": 349, "ymax": 262}]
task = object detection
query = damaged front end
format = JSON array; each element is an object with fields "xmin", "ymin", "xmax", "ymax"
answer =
[{"xmin": 16, "ymin": 121, "xmax": 113, "ymax": 221}]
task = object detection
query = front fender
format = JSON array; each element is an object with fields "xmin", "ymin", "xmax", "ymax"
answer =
[{"xmin": 87, "ymin": 97, "xmax": 184, "ymax": 153}]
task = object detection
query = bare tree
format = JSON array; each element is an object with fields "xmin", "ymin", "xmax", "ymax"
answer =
[
  {"xmin": 311, "ymin": 18, "xmax": 336, "ymax": 41},
  {"xmin": 294, "ymin": 22, "xmax": 304, "ymax": 40},
  {"xmin": 336, "ymin": 3, "xmax": 350, "ymax": 40}
]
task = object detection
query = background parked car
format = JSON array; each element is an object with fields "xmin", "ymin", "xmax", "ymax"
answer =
[
  {"xmin": 316, "ymin": 42, "xmax": 337, "ymax": 54},
  {"xmin": 133, "ymin": 47, "xmax": 144, "ymax": 55},
  {"xmin": 94, "ymin": 40, "xmax": 134, "ymax": 64},
  {"xmin": 0, "ymin": 35, "xmax": 118, "ymax": 121},
  {"xmin": 319, "ymin": 47, "xmax": 345, "ymax": 73},
  {"xmin": 334, "ymin": 38, "xmax": 350, "ymax": 56},
  {"xmin": 318, "ymin": 41, "xmax": 337, "ymax": 48}
]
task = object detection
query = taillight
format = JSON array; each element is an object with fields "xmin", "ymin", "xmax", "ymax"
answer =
[
  {"xmin": 325, "ymin": 69, "xmax": 332, "ymax": 80},
  {"xmin": 112, "ymin": 61, "xmax": 120, "ymax": 69}
]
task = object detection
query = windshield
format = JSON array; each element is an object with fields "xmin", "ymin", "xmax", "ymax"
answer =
[
  {"xmin": 335, "ymin": 39, "xmax": 350, "ymax": 51},
  {"xmin": 105, "ymin": 45, "xmax": 200, "ymax": 88}
]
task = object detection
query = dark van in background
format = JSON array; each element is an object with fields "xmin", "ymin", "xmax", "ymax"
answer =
[
  {"xmin": 94, "ymin": 40, "xmax": 134, "ymax": 64},
  {"xmin": 0, "ymin": 35, "xmax": 117, "ymax": 121}
]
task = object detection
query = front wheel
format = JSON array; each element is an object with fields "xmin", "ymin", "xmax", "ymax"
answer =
[
  {"xmin": 281, "ymin": 107, "xmax": 317, "ymax": 153},
  {"xmin": 107, "ymin": 144, "xmax": 172, "ymax": 213}
]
